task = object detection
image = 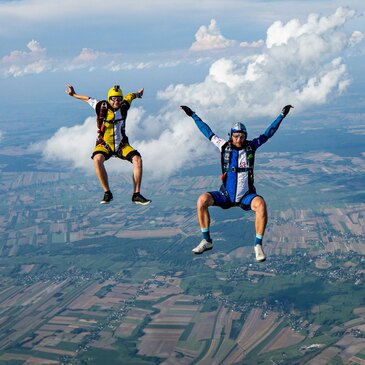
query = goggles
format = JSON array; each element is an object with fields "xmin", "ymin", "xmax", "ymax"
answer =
[
  {"xmin": 110, "ymin": 96, "xmax": 122, "ymax": 102},
  {"xmin": 231, "ymin": 133, "xmax": 245, "ymax": 139}
]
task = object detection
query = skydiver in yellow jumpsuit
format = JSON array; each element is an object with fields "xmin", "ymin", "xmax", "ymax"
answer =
[{"xmin": 66, "ymin": 84, "xmax": 151, "ymax": 205}]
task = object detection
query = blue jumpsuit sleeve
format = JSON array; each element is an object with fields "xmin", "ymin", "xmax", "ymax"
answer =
[
  {"xmin": 252, "ymin": 113, "xmax": 285, "ymax": 149},
  {"xmin": 191, "ymin": 113, "xmax": 215, "ymax": 140},
  {"xmin": 264, "ymin": 113, "xmax": 285, "ymax": 139}
]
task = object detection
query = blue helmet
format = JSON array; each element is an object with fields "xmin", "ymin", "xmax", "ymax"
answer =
[{"xmin": 230, "ymin": 122, "xmax": 247, "ymax": 138}]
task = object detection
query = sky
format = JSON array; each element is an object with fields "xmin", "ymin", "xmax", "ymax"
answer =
[{"xmin": 0, "ymin": 0, "xmax": 364, "ymax": 180}]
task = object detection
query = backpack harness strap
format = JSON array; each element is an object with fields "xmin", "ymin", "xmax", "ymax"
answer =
[
  {"xmin": 95, "ymin": 100, "xmax": 114, "ymax": 154},
  {"xmin": 220, "ymin": 141, "xmax": 254, "ymax": 182}
]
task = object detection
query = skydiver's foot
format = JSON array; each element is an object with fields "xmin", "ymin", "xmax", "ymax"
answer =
[
  {"xmin": 132, "ymin": 192, "xmax": 151, "ymax": 206},
  {"xmin": 192, "ymin": 239, "xmax": 213, "ymax": 255},
  {"xmin": 255, "ymin": 244, "xmax": 266, "ymax": 262},
  {"xmin": 100, "ymin": 191, "xmax": 113, "ymax": 205}
]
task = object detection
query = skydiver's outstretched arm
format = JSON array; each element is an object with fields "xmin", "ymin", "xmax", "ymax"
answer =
[
  {"xmin": 180, "ymin": 106, "xmax": 215, "ymax": 140},
  {"xmin": 252, "ymin": 105, "xmax": 293, "ymax": 149},
  {"xmin": 65, "ymin": 84, "xmax": 90, "ymax": 102},
  {"xmin": 264, "ymin": 105, "xmax": 293, "ymax": 139}
]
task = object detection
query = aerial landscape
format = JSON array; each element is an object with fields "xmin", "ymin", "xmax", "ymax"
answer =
[
  {"xmin": 0, "ymin": 117, "xmax": 364, "ymax": 364},
  {"xmin": 0, "ymin": 1, "xmax": 364, "ymax": 364}
]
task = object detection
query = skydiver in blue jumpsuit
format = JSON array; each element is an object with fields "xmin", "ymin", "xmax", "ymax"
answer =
[{"xmin": 181, "ymin": 105, "xmax": 293, "ymax": 262}]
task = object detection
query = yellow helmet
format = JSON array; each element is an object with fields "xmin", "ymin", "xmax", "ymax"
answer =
[{"xmin": 107, "ymin": 85, "xmax": 123, "ymax": 100}]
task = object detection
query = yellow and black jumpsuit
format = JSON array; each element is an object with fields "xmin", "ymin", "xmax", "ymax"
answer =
[{"xmin": 88, "ymin": 93, "xmax": 141, "ymax": 162}]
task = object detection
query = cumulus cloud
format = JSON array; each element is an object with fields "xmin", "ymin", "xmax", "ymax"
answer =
[
  {"xmin": 159, "ymin": 7, "xmax": 362, "ymax": 119},
  {"xmin": 41, "ymin": 7, "xmax": 363, "ymax": 180},
  {"xmin": 266, "ymin": 7, "xmax": 355, "ymax": 48},
  {"xmin": 34, "ymin": 101, "xmax": 209, "ymax": 180},
  {"xmin": 1, "ymin": 40, "xmax": 52, "ymax": 77},
  {"xmin": 190, "ymin": 19, "xmax": 237, "ymax": 51},
  {"xmin": 31, "ymin": 117, "xmax": 96, "ymax": 171},
  {"xmin": 33, "ymin": 107, "xmax": 149, "ymax": 175},
  {"xmin": 134, "ymin": 112, "xmax": 206, "ymax": 178}
]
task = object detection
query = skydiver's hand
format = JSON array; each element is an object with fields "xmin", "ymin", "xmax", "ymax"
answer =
[
  {"xmin": 281, "ymin": 105, "xmax": 293, "ymax": 117},
  {"xmin": 66, "ymin": 83, "xmax": 75, "ymax": 96},
  {"xmin": 136, "ymin": 88, "xmax": 144, "ymax": 98},
  {"xmin": 180, "ymin": 105, "xmax": 194, "ymax": 117}
]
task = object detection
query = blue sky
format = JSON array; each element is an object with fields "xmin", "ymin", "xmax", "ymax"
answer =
[{"xmin": 0, "ymin": 0, "xmax": 364, "ymax": 178}]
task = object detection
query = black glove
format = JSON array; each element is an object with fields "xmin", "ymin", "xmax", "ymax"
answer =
[
  {"xmin": 281, "ymin": 105, "xmax": 293, "ymax": 117},
  {"xmin": 180, "ymin": 105, "xmax": 194, "ymax": 117}
]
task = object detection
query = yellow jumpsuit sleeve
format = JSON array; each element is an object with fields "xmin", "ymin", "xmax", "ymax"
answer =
[{"xmin": 123, "ymin": 92, "xmax": 136, "ymax": 105}]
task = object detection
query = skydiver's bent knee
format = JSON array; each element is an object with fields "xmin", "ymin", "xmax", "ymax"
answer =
[
  {"xmin": 208, "ymin": 191, "xmax": 233, "ymax": 209},
  {"xmin": 250, "ymin": 195, "xmax": 267, "ymax": 214},
  {"xmin": 239, "ymin": 193, "xmax": 262, "ymax": 211},
  {"xmin": 125, "ymin": 150, "xmax": 141, "ymax": 163},
  {"xmin": 117, "ymin": 143, "xmax": 141, "ymax": 162},
  {"xmin": 197, "ymin": 193, "xmax": 214, "ymax": 209},
  {"xmin": 92, "ymin": 149, "xmax": 112, "ymax": 161}
]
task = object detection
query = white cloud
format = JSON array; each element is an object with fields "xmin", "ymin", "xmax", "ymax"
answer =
[
  {"xmin": 158, "ymin": 7, "xmax": 359, "ymax": 119},
  {"xmin": 32, "ymin": 117, "xmax": 96, "ymax": 172},
  {"xmin": 349, "ymin": 30, "xmax": 364, "ymax": 46},
  {"xmin": 65, "ymin": 48, "xmax": 107, "ymax": 71},
  {"xmin": 190, "ymin": 19, "xmax": 237, "ymax": 51},
  {"xmin": 32, "ymin": 102, "xmax": 210, "ymax": 181},
  {"xmin": 39, "ymin": 7, "xmax": 363, "ymax": 180},
  {"xmin": 266, "ymin": 7, "xmax": 356, "ymax": 48},
  {"xmin": 105, "ymin": 61, "xmax": 153, "ymax": 72},
  {"xmin": 240, "ymin": 40, "xmax": 265, "ymax": 48},
  {"xmin": 0, "ymin": 42, "xmax": 171, "ymax": 77},
  {"xmin": 1, "ymin": 40, "xmax": 52, "ymax": 77},
  {"xmin": 0, "ymin": 43, "xmax": 184, "ymax": 77},
  {"xmin": 0, "ymin": 130, "xmax": 4, "ymax": 142},
  {"xmin": 294, "ymin": 58, "xmax": 349, "ymax": 104},
  {"xmin": 32, "ymin": 107, "xmax": 147, "ymax": 175},
  {"xmin": 2, "ymin": 7, "xmax": 360, "ymax": 79},
  {"xmin": 135, "ymin": 114, "xmax": 206, "ymax": 179}
]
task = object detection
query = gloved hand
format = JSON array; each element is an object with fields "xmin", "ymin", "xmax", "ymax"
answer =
[
  {"xmin": 180, "ymin": 105, "xmax": 194, "ymax": 117},
  {"xmin": 281, "ymin": 105, "xmax": 294, "ymax": 117}
]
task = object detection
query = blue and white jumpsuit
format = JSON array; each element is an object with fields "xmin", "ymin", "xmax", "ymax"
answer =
[{"xmin": 191, "ymin": 112, "xmax": 285, "ymax": 210}]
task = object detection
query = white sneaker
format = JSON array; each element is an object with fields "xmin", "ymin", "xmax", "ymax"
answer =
[
  {"xmin": 255, "ymin": 244, "xmax": 266, "ymax": 262},
  {"xmin": 192, "ymin": 239, "xmax": 213, "ymax": 255}
]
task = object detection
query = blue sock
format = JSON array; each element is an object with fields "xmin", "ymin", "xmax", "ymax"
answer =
[
  {"xmin": 255, "ymin": 234, "xmax": 263, "ymax": 245},
  {"xmin": 201, "ymin": 228, "xmax": 212, "ymax": 242}
]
